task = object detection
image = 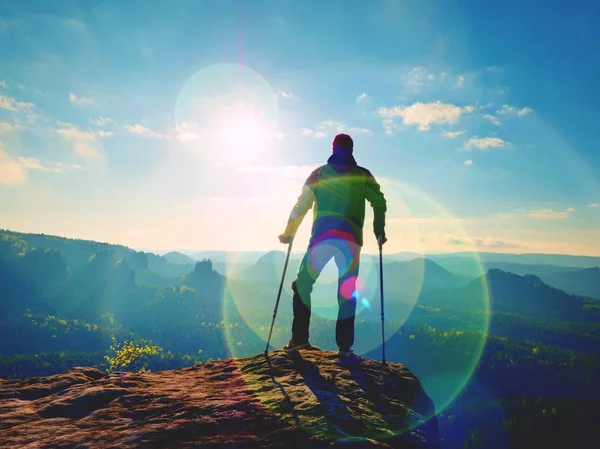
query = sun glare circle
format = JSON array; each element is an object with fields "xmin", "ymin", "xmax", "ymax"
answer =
[
  {"xmin": 222, "ymin": 178, "xmax": 491, "ymax": 433},
  {"xmin": 215, "ymin": 109, "xmax": 273, "ymax": 154},
  {"xmin": 175, "ymin": 63, "xmax": 280, "ymax": 165}
]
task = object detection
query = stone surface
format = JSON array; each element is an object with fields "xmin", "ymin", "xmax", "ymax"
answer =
[{"xmin": 0, "ymin": 349, "xmax": 438, "ymax": 448}]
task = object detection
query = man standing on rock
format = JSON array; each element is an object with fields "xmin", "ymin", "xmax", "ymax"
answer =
[{"xmin": 279, "ymin": 133, "xmax": 387, "ymax": 357}]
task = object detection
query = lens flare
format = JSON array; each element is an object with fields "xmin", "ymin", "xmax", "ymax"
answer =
[
  {"xmin": 340, "ymin": 276, "xmax": 363, "ymax": 300},
  {"xmin": 160, "ymin": 54, "xmax": 598, "ymax": 443},
  {"xmin": 220, "ymin": 176, "xmax": 490, "ymax": 436},
  {"xmin": 174, "ymin": 63, "xmax": 280, "ymax": 167}
]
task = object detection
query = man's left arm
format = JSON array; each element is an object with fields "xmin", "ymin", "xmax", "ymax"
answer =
[{"xmin": 365, "ymin": 169, "xmax": 387, "ymax": 245}]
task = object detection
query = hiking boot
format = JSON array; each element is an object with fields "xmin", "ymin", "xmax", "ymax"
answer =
[
  {"xmin": 283, "ymin": 339, "xmax": 311, "ymax": 352},
  {"xmin": 338, "ymin": 348, "xmax": 355, "ymax": 357}
]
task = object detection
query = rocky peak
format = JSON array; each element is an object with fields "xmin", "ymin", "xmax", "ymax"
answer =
[{"xmin": 0, "ymin": 349, "xmax": 438, "ymax": 448}]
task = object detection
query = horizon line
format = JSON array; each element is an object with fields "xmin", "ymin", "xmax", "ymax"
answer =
[{"xmin": 2, "ymin": 228, "xmax": 599, "ymax": 259}]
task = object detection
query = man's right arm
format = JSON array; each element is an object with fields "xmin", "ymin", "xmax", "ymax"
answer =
[
  {"xmin": 281, "ymin": 168, "xmax": 319, "ymax": 240},
  {"xmin": 365, "ymin": 170, "xmax": 387, "ymax": 243}
]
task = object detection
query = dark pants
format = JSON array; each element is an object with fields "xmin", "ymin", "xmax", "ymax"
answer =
[{"xmin": 291, "ymin": 238, "xmax": 361, "ymax": 350}]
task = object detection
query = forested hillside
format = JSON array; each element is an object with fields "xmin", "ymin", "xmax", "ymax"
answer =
[{"xmin": 1, "ymin": 229, "xmax": 599, "ymax": 448}]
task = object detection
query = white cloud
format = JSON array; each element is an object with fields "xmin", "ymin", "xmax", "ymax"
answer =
[
  {"xmin": 55, "ymin": 121, "xmax": 104, "ymax": 162},
  {"xmin": 497, "ymin": 105, "xmax": 515, "ymax": 114},
  {"xmin": 0, "ymin": 93, "xmax": 34, "ymax": 112},
  {"xmin": 11, "ymin": 115, "xmax": 37, "ymax": 127},
  {"xmin": 17, "ymin": 157, "xmax": 83, "ymax": 173},
  {"xmin": 377, "ymin": 101, "xmax": 474, "ymax": 132},
  {"xmin": 400, "ymin": 67, "xmax": 471, "ymax": 96},
  {"xmin": 301, "ymin": 128, "xmax": 327, "ymax": 139},
  {"xmin": 473, "ymin": 237, "xmax": 524, "ymax": 249},
  {"xmin": 482, "ymin": 114, "xmax": 501, "ymax": 125},
  {"xmin": 279, "ymin": 91, "xmax": 294, "ymax": 99},
  {"xmin": 525, "ymin": 208, "xmax": 574, "ymax": 219},
  {"xmin": 125, "ymin": 123, "xmax": 151, "ymax": 134},
  {"xmin": 56, "ymin": 121, "xmax": 96, "ymax": 142},
  {"xmin": 96, "ymin": 130, "xmax": 113, "ymax": 138},
  {"xmin": 69, "ymin": 92, "xmax": 94, "ymax": 106},
  {"xmin": 382, "ymin": 119, "xmax": 399, "ymax": 135},
  {"xmin": 0, "ymin": 138, "xmax": 84, "ymax": 186},
  {"xmin": 0, "ymin": 147, "xmax": 26, "ymax": 187},
  {"xmin": 306, "ymin": 120, "xmax": 374, "ymax": 136},
  {"xmin": 124, "ymin": 123, "xmax": 165, "ymax": 139},
  {"xmin": 72, "ymin": 141, "xmax": 102, "ymax": 161},
  {"xmin": 404, "ymin": 66, "xmax": 428, "ymax": 91},
  {"xmin": 464, "ymin": 159, "xmax": 473, "ymax": 166},
  {"xmin": 386, "ymin": 217, "xmax": 482, "ymax": 226},
  {"xmin": 318, "ymin": 120, "xmax": 345, "ymax": 131},
  {"xmin": 442, "ymin": 130, "xmax": 466, "ymax": 139},
  {"xmin": 498, "ymin": 207, "xmax": 576, "ymax": 220},
  {"xmin": 497, "ymin": 104, "xmax": 534, "ymax": 116},
  {"xmin": 347, "ymin": 127, "xmax": 373, "ymax": 135},
  {"xmin": 403, "ymin": 66, "xmax": 444, "ymax": 93},
  {"xmin": 0, "ymin": 81, "xmax": 7, "ymax": 89},
  {"xmin": 18, "ymin": 157, "xmax": 61, "ymax": 172},
  {"xmin": 518, "ymin": 107, "xmax": 534, "ymax": 116},
  {"xmin": 92, "ymin": 117, "xmax": 116, "ymax": 127},
  {"xmin": 61, "ymin": 18, "xmax": 86, "ymax": 31},
  {"xmin": 11, "ymin": 111, "xmax": 39, "ymax": 126},
  {"xmin": 173, "ymin": 121, "xmax": 203, "ymax": 142},
  {"xmin": 356, "ymin": 93, "xmax": 369, "ymax": 102},
  {"xmin": 0, "ymin": 121, "xmax": 14, "ymax": 135},
  {"xmin": 444, "ymin": 235, "xmax": 525, "ymax": 249},
  {"xmin": 588, "ymin": 203, "xmax": 599, "ymax": 208},
  {"xmin": 464, "ymin": 137, "xmax": 509, "ymax": 150}
]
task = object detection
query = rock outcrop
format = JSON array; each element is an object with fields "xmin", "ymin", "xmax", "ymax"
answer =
[{"xmin": 0, "ymin": 349, "xmax": 438, "ymax": 448}]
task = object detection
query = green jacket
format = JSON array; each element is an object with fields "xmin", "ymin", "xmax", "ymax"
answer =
[{"xmin": 284, "ymin": 153, "xmax": 387, "ymax": 247}]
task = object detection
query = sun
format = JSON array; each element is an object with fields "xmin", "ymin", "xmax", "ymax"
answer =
[
  {"xmin": 215, "ymin": 112, "xmax": 272, "ymax": 154},
  {"xmin": 175, "ymin": 63, "xmax": 281, "ymax": 165}
]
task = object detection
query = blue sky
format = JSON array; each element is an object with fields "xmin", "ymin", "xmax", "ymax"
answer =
[{"xmin": 1, "ymin": 0, "xmax": 599, "ymax": 255}]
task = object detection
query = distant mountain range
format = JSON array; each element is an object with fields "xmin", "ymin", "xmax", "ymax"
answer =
[
  {"xmin": 230, "ymin": 250, "xmax": 600, "ymax": 302},
  {"xmin": 384, "ymin": 258, "xmax": 469, "ymax": 292},
  {"xmin": 429, "ymin": 258, "xmax": 599, "ymax": 300},
  {"xmin": 231, "ymin": 252, "xmax": 470, "ymax": 311},
  {"xmin": 162, "ymin": 251, "xmax": 197, "ymax": 265},
  {"xmin": 538, "ymin": 266, "xmax": 600, "ymax": 300},
  {"xmin": 232, "ymin": 250, "xmax": 300, "ymax": 285},
  {"xmin": 2, "ymin": 227, "xmax": 599, "ymax": 362},
  {"xmin": 431, "ymin": 251, "xmax": 600, "ymax": 268},
  {"xmin": 2, "ymin": 229, "xmax": 598, "ymax": 300},
  {"xmin": 416, "ymin": 268, "xmax": 600, "ymax": 323}
]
